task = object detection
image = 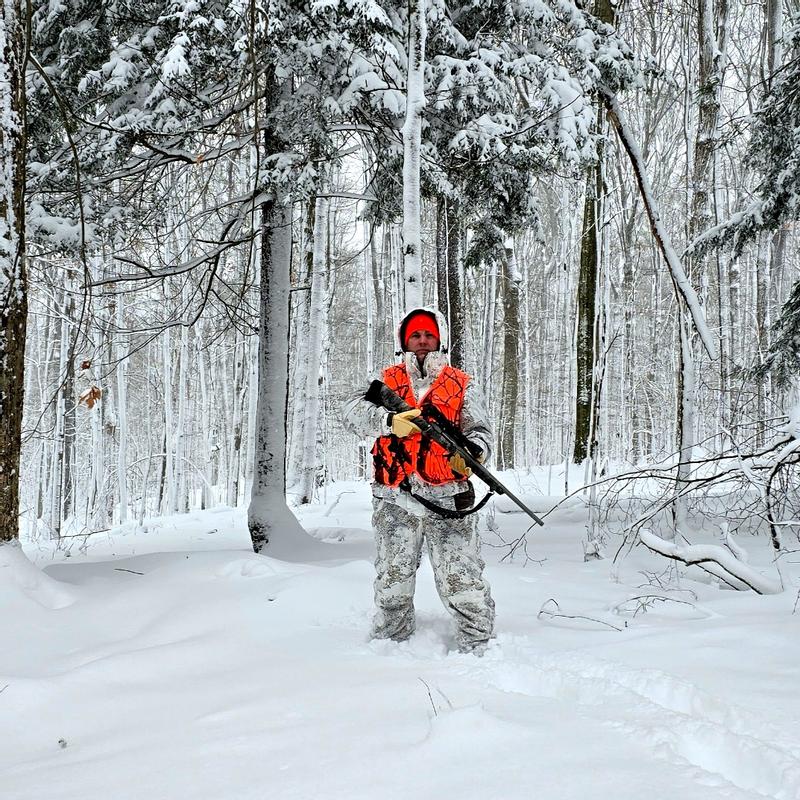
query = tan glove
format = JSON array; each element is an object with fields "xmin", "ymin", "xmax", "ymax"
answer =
[
  {"xmin": 390, "ymin": 408, "xmax": 422, "ymax": 437},
  {"xmin": 449, "ymin": 452, "xmax": 472, "ymax": 478}
]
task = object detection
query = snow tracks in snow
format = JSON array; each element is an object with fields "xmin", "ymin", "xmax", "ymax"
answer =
[{"xmin": 472, "ymin": 637, "xmax": 800, "ymax": 800}]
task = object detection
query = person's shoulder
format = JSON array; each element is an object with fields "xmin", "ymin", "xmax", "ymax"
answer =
[
  {"xmin": 443, "ymin": 364, "xmax": 472, "ymax": 384},
  {"xmin": 383, "ymin": 362, "xmax": 407, "ymax": 379}
]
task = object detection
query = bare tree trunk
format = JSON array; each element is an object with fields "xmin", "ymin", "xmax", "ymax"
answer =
[
  {"xmin": 248, "ymin": 185, "xmax": 306, "ymax": 550},
  {"xmin": 176, "ymin": 305, "xmax": 190, "ymax": 512},
  {"xmin": 370, "ymin": 224, "xmax": 387, "ymax": 363},
  {"xmin": 50, "ymin": 289, "xmax": 69, "ymax": 538},
  {"xmin": 499, "ymin": 241, "xmax": 521, "ymax": 470},
  {"xmin": 573, "ymin": 156, "xmax": 601, "ymax": 464},
  {"xmin": 401, "ymin": 0, "xmax": 427, "ymax": 309},
  {"xmin": 766, "ymin": 0, "xmax": 783, "ymax": 78},
  {"xmin": 480, "ymin": 263, "xmax": 497, "ymax": 402},
  {"xmin": 435, "ymin": 197, "xmax": 448, "ymax": 320},
  {"xmin": 162, "ymin": 329, "xmax": 176, "ymax": 514},
  {"xmin": 287, "ymin": 200, "xmax": 313, "ymax": 488},
  {"xmin": 365, "ymin": 219, "xmax": 375, "ymax": 376},
  {"xmin": 61, "ymin": 278, "xmax": 77, "ymax": 524},
  {"xmin": 88, "ymin": 258, "xmax": 108, "ymax": 529},
  {"xmin": 435, "ymin": 197, "xmax": 465, "ymax": 367},
  {"xmin": 116, "ymin": 293, "xmax": 128, "ymax": 523},
  {"xmin": 298, "ymin": 191, "xmax": 329, "ymax": 504},
  {"xmin": 228, "ymin": 332, "xmax": 244, "ymax": 506},
  {"xmin": 754, "ymin": 230, "xmax": 771, "ymax": 445},
  {"xmin": 0, "ymin": 0, "xmax": 27, "ymax": 542},
  {"xmin": 244, "ymin": 335, "xmax": 258, "ymax": 492},
  {"xmin": 671, "ymin": 0, "xmax": 729, "ymax": 530},
  {"xmin": 573, "ymin": 0, "xmax": 616, "ymax": 466}
]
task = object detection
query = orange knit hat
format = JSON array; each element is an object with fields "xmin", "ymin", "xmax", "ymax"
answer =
[{"xmin": 400, "ymin": 311, "xmax": 440, "ymax": 350}]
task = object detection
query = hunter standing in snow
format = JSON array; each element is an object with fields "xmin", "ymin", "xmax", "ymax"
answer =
[{"xmin": 343, "ymin": 307, "xmax": 495, "ymax": 654}]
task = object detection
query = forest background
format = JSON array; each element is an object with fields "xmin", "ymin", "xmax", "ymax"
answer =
[{"xmin": 1, "ymin": 0, "xmax": 800, "ymax": 588}]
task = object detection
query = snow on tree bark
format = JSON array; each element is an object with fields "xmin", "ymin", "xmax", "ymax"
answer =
[
  {"xmin": 571, "ymin": 0, "xmax": 617, "ymax": 467},
  {"xmin": 401, "ymin": 0, "xmax": 427, "ymax": 311},
  {"xmin": 0, "ymin": 0, "xmax": 27, "ymax": 543},
  {"xmin": 298, "ymin": 191, "xmax": 329, "ymax": 505},
  {"xmin": 674, "ymin": 0, "xmax": 727, "ymax": 533},
  {"xmin": 59, "ymin": 276, "xmax": 77, "ymax": 527},
  {"xmin": 639, "ymin": 529, "xmax": 782, "ymax": 595},
  {"xmin": 573, "ymin": 145, "xmax": 602, "ymax": 465},
  {"xmin": 248, "ymin": 137, "xmax": 305, "ymax": 551},
  {"xmin": 116, "ymin": 293, "xmax": 128, "ymax": 523},
  {"xmin": 435, "ymin": 199, "xmax": 465, "ymax": 370},
  {"xmin": 499, "ymin": 241, "xmax": 521, "ymax": 470}
]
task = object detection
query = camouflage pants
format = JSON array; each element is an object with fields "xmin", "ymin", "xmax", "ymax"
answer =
[{"xmin": 371, "ymin": 497, "xmax": 495, "ymax": 650}]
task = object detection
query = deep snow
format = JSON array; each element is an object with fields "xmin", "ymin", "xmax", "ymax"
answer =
[{"xmin": 2, "ymin": 474, "xmax": 798, "ymax": 800}]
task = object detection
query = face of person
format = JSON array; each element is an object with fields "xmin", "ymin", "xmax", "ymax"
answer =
[{"xmin": 407, "ymin": 329, "xmax": 440, "ymax": 361}]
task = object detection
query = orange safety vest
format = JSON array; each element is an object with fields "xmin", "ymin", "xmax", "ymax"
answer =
[{"xmin": 372, "ymin": 363, "xmax": 470, "ymax": 487}]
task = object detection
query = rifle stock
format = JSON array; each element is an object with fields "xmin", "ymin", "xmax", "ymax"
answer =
[{"xmin": 365, "ymin": 380, "xmax": 545, "ymax": 527}]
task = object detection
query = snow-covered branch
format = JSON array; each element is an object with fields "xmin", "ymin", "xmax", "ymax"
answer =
[
  {"xmin": 639, "ymin": 530, "xmax": 783, "ymax": 594},
  {"xmin": 601, "ymin": 88, "xmax": 718, "ymax": 361}
]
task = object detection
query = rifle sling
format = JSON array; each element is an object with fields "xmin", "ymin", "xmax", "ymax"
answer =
[{"xmin": 399, "ymin": 479, "xmax": 493, "ymax": 519}]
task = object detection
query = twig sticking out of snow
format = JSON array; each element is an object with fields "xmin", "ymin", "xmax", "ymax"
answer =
[
  {"xmin": 611, "ymin": 594, "xmax": 704, "ymax": 618},
  {"xmin": 418, "ymin": 678, "xmax": 438, "ymax": 717},
  {"xmin": 323, "ymin": 491, "xmax": 356, "ymax": 518},
  {"xmin": 537, "ymin": 598, "xmax": 623, "ymax": 631}
]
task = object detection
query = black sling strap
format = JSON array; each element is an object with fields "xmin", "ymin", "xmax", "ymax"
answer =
[{"xmin": 398, "ymin": 478, "xmax": 494, "ymax": 519}]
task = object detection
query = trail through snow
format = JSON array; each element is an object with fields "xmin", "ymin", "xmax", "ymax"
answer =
[{"xmin": 1, "ymin": 477, "xmax": 797, "ymax": 799}]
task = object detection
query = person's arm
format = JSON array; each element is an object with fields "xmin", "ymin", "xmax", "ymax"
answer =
[
  {"xmin": 461, "ymin": 381, "xmax": 493, "ymax": 462},
  {"xmin": 342, "ymin": 382, "xmax": 393, "ymax": 440}
]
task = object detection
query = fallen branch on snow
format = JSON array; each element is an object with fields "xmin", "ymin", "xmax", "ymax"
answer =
[
  {"xmin": 639, "ymin": 530, "xmax": 782, "ymax": 595},
  {"xmin": 611, "ymin": 594, "xmax": 706, "ymax": 618},
  {"xmin": 537, "ymin": 599, "xmax": 623, "ymax": 632}
]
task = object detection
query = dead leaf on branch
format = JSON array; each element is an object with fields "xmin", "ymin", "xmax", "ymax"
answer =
[{"xmin": 79, "ymin": 386, "xmax": 102, "ymax": 409}]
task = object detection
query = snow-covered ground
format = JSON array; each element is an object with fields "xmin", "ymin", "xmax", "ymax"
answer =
[{"xmin": 2, "ymin": 474, "xmax": 799, "ymax": 800}]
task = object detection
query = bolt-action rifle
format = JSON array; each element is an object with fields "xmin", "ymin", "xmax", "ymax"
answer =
[{"xmin": 364, "ymin": 380, "xmax": 545, "ymax": 527}]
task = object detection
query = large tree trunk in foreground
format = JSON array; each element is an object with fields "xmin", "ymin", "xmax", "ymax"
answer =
[
  {"xmin": 248, "ymin": 181, "xmax": 305, "ymax": 552},
  {"xmin": 0, "ymin": 0, "xmax": 28, "ymax": 543}
]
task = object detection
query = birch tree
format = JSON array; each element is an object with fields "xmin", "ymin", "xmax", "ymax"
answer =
[
  {"xmin": 401, "ymin": 0, "xmax": 427, "ymax": 309},
  {"xmin": 297, "ymin": 191, "xmax": 329, "ymax": 505}
]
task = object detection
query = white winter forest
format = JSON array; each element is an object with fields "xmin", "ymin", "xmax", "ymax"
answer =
[{"xmin": 2, "ymin": 0, "xmax": 800, "ymax": 797}]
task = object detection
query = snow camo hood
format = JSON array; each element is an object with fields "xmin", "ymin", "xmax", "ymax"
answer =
[{"xmin": 396, "ymin": 307, "xmax": 450, "ymax": 355}]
